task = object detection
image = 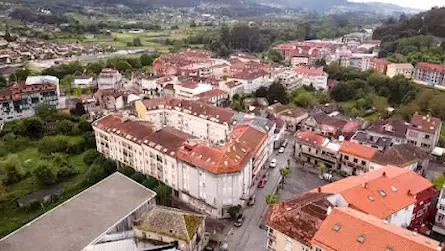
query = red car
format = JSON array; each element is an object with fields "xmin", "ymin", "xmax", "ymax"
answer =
[{"xmin": 258, "ymin": 178, "xmax": 266, "ymax": 188}]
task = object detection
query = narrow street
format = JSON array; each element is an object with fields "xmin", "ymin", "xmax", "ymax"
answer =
[{"xmin": 223, "ymin": 135, "xmax": 326, "ymax": 251}]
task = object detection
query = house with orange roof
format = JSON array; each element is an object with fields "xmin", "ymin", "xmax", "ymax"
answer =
[
  {"xmin": 266, "ymin": 193, "xmax": 441, "ymax": 251},
  {"xmin": 293, "ymin": 66, "xmax": 328, "ymax": 90},
  {"xmin": 193, "ymin": 88, "xmax": 230, "ymax": 107},
  {"xmin": 414, "ymin": 62, "xmax": 445, "ymax": 86},
  {"xmin": 218, "ymin": 80, "xmax": 245, "ymax": 98},
  {"xmin": 312, "ymin": 165, "xmax": 437, "ymax": 231},
  {"xmin": 406, "ymin": 114, "xmax": 442, "ymax": 152},
  {"xmin": 227, "ymin": 69, "xmax": 271, "ymax": 94},
  {"xmin": 294, "ymin": 131, "xmax": 340, "ymax": 171},
  {"xmin": 339, "ymin": 140, "xmax": 377, "ymax": 175}
]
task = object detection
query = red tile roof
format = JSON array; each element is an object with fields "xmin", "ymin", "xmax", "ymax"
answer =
[
  {"xmin": 267, "ymin": 192, "xmax": 333, "ymax": 247},
  {"xmin": 231, "ymin": 125, "xmax": 267, "ymax": 154},
  {"xmin": 339, "ymin": 140, "xmax": 377, "ymax": 160},
  {"xmin": 293, "ymin": 67, "xmax": 327, "ymax": 76},
  {"xmin": 143, "ymin": 98, "xmax": 236, "ymax": 125},
  {"xmin": 312, "ymin": 166, "xmax": 433, "ymax": 219},
  {"xmin": 225, "ymin": 81, "xmax": 243, "ymax": 88},
  {"xmin": 278, "ymin": 107, "xmax": 307, "ymax": 118},
  {"xmin": 416, "ymin": 62, "xmax": 445, "ymax": 73},
  {"xmin": 295, "ymin": 131, "xmax": 326, "ymax": 147},
  {"xmin": 312, "ymin": 207, "xmax": 440, "ymax": 251},
  {"xmin": 177, "ymin": 140, "xmax": 251, "ymax": 175},
  {"xmin": 195, "ymin": 88, "xmax": 228, "ymax": 99},
  {"xmin": 230, "ymin": 69, "xmax": 268, "ymax": 80},
  {"xmin": 409, "ymin": 114, "xmax": 441, "ymax": 134},
  {"xmin": 93, "ymin": 114, "xmax": 155, "ymax": 143}
]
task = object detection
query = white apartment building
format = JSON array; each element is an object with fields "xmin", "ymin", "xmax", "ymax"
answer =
[
  {"xmin": 131, "ymin": 72, "xmax": 158, "ymax": 95},
  {"xmin": 98, "ymin": 68, "xmax": 123, "ymax": 90},
  {"xmin": 218, "ymin": 80, "xmax": 245, "ymax": 98},
  {"xmin": 228, "ymin": 70, "xmax": 271, "ymax": 94},
  {"xmin": 434, "ymin": 184, "xmax": 445, "ymax": 235},
  {"xmin": 293, "ymin": 67, "xmax": 328, "ymax": 90},
  {"xmin": 386, "ymin": 63, "xmax": 414, "ymax": 79},
  {"xmin": 174, "ymin": 80, "xmax": 213, "ymax": 99},
  {"xmin": 93, "ymin": 113, "xmax": 258, "ymax": 219},
  {"xmin": 135, "ymin": 99, "xmax": 236, "ymax": 145},
  {"xmin": 72, "ymin": 76, "xmax": 96, "ymax": 89}
]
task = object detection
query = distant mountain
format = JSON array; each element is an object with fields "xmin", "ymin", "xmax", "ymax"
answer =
[{"xmin": 253, "ymin": 0, "xmax": 421, "ymax": 14}]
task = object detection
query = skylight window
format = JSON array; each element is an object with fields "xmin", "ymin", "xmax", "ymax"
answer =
[
  {"xmin": 385, "ymin": 248, "xmax": 393, "ymax": 251},
  {"xmin": 368, "ymin": 195, "xmax": 374, "ymax": 201},
  {"xmin": 379, "ymin": 190, "xmax": 387, "ymax": 197},
  {"xmin": 357, "ymin": 235, "xmax": 365, "ymax": 243},
  {"xmin": 332, "ymin": 224, "xmax": 341, "ymax": 232},
  {"xmin": 390, "ymin": 186, "xmax": 398, "ymax": 192}
]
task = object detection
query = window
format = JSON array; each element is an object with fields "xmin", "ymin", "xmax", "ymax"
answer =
[
  {"xmin": 344, "ymin": 155, "xmax": 349, "ymax": 160},
  {"xmin": 425, "ymin": 134, "xmax": 430, "ymax": 139},
  {"xmin": 438, "ymin": 214, "xmax": 445, "ymax": 222},
  {"xmin": 391, "ymin": 186, "xmax": 398, "ymax": 192},
  {"xmin": 308, "ymin": 147, "xmax": 311, "ymax": 153},
  {"xmin": 353, "ymin": 158, "xmax": 358, "ymax": 163},
  {"xmin": 332, "ymin": 224, "xmax": 341, "ymax": 232},
  {"xmin": 368, "ymin": 196, "xmax": 374, "ymax": 201},
  {"xmin": 361, "ymin": 161, "xmax": 366, "ymax": 165},
  {"xmin": 315, "ymin": 247, "xmax": 323, "ymax": 251},
  {"xmin": 285, "ymin": 239, "xmax": 293, "ymax": 251},
  {"xmin": 302, "ymin": 247, "xmax": 310, "ymax": 251}
]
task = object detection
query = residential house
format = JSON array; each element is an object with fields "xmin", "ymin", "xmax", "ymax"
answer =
[
  {"xmin": 94, "ymin": 89, "xmax": 140, "ymax": 111},
  {"xmin": 302, "ymin": 111, "xmax": 361, "ymax": 139},
  {"xmin": 268, "ymin": 114, "xmax": 286, "ymax": 149},
  {"xmin": 414, "ymin": 62, "xmax": 445, "ymax": 86},
  {"xmin": 277, "ymin": 107, "xmax": 308, "ymax": 131},
  {"xmin": 406, "ymin": 114, "xmax": 442, "ymax": 152},
  {"xmin": 72, "ymin": 76, "xmax": 96, "ymax": 89},
  {"xmin": 351, "ymin": 131, "xmax": 393, "ymax": 151},
  {"xmin": 370, "ymin": 144, "xmax": 430, "ymax": 175},
  {"xmin": 228, "ymin": 69, "xmax": 271, "ymax": 94},
  {"xmin": 339, "ymin": 140, "xmax": 377, "ymax": 175},
  {"xmin": 294, "ymin": 131, "xmax": 341, "ymax": 170},
  {"xmin": 0, "ymin": 79, "xmax": 59, "ymax": 122},
  {"xmin": 274, "ymin": 41, "xmax": 334, "ymax": 66},
  {"xmin": 218, "ymin": 80, "xmax": 245, "ymax": 98},
  {"xmin": 370, "ymin": 58, "xmax": 390, "ymax": 75},
  {"xmin": 312, "ymin": 166, "xmax": 437, "ymax": 230},
  {"xmin": 366, "ymin": 118, "xmax": 408, "ymax": 145},
  {"xmin": 97, "ymin": 68, "xmax": 122, "ymax": 90},
  {"xmin": 174, "ymin": 80, "xmax": 213, "ymax": 99},
  {"xmin": 131, "ymin": 72, "xmax": 159, "ymax": 96},
  {"xmin": 133, "ymin": 206, "xmax": 207, "ymax": 251},
  {"xmin": 293, "ymin": 67, "xmax": 328, "ymax": 90},
  {"xmin": 267, "ymin": 198, "xmax": 441, "ymax": 251},
  {"xmin": 194, "ymin": 89, "xmax": 230, "ymax": 107},
  {"xmin": 386, "ymin": 63, "xmax": 414, "ymax": 79},
  {"xmin": 433, "ymin": 184, "xmax": 445, "ymax": 235}
]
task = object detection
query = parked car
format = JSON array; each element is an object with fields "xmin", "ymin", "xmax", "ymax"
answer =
[
  {"xmin": 278, "ymin": 147, "xmax": 285, "ymax": 153},
  {"xmin": 234, "ymin": 215, "xmax": 245, "ymax": 227},
  {"xmin": 258, "ymin": 178, "xmax": 266, "ymax": 188},
  {"xmin": 248, "ymin": 195, "xmax": 256, "ymax": 206},
  {"xmin": 269, "ymin": 159, "xmax": 277, "ymax": 168},
  {"xmin": 282, "ymin": 139, "xmax": 288, "ymax": 147}
]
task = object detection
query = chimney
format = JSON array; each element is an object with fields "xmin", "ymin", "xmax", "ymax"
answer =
[
  {"xmin": 327, "ymin": 206, "xmax": 332, "ymax": 215},
  {"xmin": 318, "ymin": 187, "xmax": 321, "ymax": 193},
  {"xmin": 382, "ymin": 171, "xmax": 386, "ymax": 177},
  {"xmin": 407, "ymin": 189, "xmax": 412, "ymax": 196},
  {"xmin": 362, "ymin": 183, "xmax": 367, "ymax": 188}
]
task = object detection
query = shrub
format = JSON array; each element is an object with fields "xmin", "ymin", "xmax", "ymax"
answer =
[
  {"xmin": 131, "ymin": 171, "xmax": 145, "ymax": 184},
  {"xmin": 142, "ymin": 178, "xmax": 158, "ymax": 189},
  {"xmin": 33, "ymin": 162, "xmax": 58, "ymax": 186},
  {"xmin": 83, "ymin": 149, "xmax": 100, "ymax": 165},
  {"xmin": 38, "ymin": 136, "xmax": 69, "ymax": 155},
  {"xmin": 119, "ymin": 165, "xmax": 135, "ymax": 177},
  {"xmin": 1, "ymin": 155, "xmax": 25, "ymax": 185}
]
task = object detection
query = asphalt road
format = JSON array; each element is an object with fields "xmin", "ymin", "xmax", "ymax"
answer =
[{"xmin": 223, "ymin": 135, "xmax": 326, "ymax": 251}]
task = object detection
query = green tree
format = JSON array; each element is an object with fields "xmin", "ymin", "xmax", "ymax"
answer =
[
  {"xmin": 1, "ymin": 155, "xmax": 25, "ymax": 185},
  {"xmin": 32, "ymin": 162, "xmax": 57, "ymax": 186},
  {"xmin": 267, "ymin": 49, "xmax": 283, "ymax": 63},
  {"xmin": 73, "ymin": 87, "xmax": 82, "ymax": 97},
  {"xmin": 116, "ymin": 60, "xmax": 132, "ymax": 72},
  {"xmin": 293, "ymin": 92, "xmax": 314, "ymax": 108},
  {"xmin": 228, "ymin": 205, "xmax": 242, "ymax": 220},
  {"xmin": 255, "ymin": 86, "xmax": 268, "ymax": 97},
  {"xmin": 35, "ymin": 103, "xmax": 58, "ymax": 122},
  {"xmin": 83, "ymin": 149, "xmax": 100, "ymax": 165},
  {"xmin": 433, "ymin": 174, "xmax": 445, "ymax": 190},
  {"xmin": 280, "ymin": 168, "xmax": 290, "ymax": 184},
  {"xmin": 9, "ymin": 68, "xmax": 31, "ymax": 81},
  {"xmin": 38, "ymin": 136, "xmax": 69, "ymax": 155},
  {"xmin": 0, "ymin": 76, "xmax": 7, "ymax": 88},
  {"xmin": 86, "ymin": 62, "xmax": 105, "ymax": 74},
  {"xmin": 319, "ymin": 163, "xmax": 326, "ymax": 175},
  {"xmin": 85, "ymin": 163, "xmax": 107, "ymax": 185},
  {"xmin": 373, "ymin": 96, "xmax": 389, "ymax": 115},
  {"xmin": 119, "ymin": 165, "xmax": 136, "ymax": 177},
  {"xmin": 265, "ymin": 194, "xmax": 279, "ymax": 205},
  {"xmin": 154, "ymin": 184, "xmax": 172, "ymax": 205},
  {"xmin": 140, "ymin": 54, "xmax": 154, "ymax": 66},
  {"xmin": 142, "ymin": 177, "xmax": 158, "ymax": 189},
  {"xmin": 56, "ymin": 119, "xmax": 75, "ymax": 135},
  {"xmin": 22, "ymin": 117, "xmax": 44, "ymax": 139},
  {"xmin": 231, "ymin": 100, "xmax": 243, "ymax": 112},
  {"xmin": 266, "ymin": 82, "xmax": 289, "ymax": 105},
  {"xmin": 132, "ymin": 37, "xmax": 142, "ymax": 46},
  {"xmin": 131, "ymin": 171, "xmax": 145, "ymax": 184}
]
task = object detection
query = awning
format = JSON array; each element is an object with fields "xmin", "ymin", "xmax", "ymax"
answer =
[{"xmin": 432, "ymin": 147, "xmax": 445, "ymax": 156}]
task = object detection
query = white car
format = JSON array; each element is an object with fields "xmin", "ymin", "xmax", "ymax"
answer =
[
  {"xmin": 269, "ymin": 159, "xmax": 277, "ymax": 168},
  {"xmin": 278, "ymin": 147, "xmax": 285, "ymax": 153}
]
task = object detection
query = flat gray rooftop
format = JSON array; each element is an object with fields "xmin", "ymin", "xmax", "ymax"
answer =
[{"xmin": 0, "ymin": 172, "xmax": 156, "ymax": 251}]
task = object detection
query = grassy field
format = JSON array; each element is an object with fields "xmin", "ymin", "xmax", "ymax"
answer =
[{"xmin": 0, "ymin": 136, "xmax": 91, "ymax": 238}]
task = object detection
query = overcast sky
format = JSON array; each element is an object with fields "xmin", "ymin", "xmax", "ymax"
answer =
[{"xmin": 349, "ymin": 0, "xmax": 444, "ymax": 10}]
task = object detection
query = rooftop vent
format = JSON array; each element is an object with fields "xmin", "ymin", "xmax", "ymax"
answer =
[
  {"xmin": 332, "ymin": 224, "xmax": 341, "ymax": 232},
  {"xmin": 385, "ymin": 248, "xmax": 393, "ymax": 251},
  {"xmin": 357, "ymin": 235, "xmax": 365, "ymax": 243}
]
